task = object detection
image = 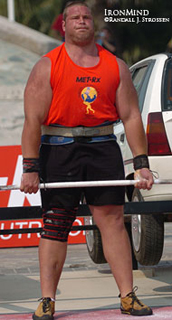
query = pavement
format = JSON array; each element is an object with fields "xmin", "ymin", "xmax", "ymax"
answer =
[
  {"xmin": 0, "ymin": 22, "xmax": 172, "ymax": 320},
  {"xmin": 0, "ymin": 38, "xmax": 40, "ymax": 146},
  {"xmin": 0, "ymin": 222, "xmax": 172, "ymax": 319},
  {"xmin": 0, "ymin": 16, "xmax": 60, "ymax": 146}
]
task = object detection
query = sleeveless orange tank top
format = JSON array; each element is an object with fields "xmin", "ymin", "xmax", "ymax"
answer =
[{"xmin": 44, "ymin": 43, "xmax": 120, "ymax": 127}]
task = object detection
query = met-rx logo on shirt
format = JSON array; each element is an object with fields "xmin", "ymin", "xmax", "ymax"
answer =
[{"xmin": 76, "ymin": 76, "xmax": 101, "ymax": 83}]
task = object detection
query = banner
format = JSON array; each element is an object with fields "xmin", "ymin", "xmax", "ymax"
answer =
[{"xmin": 0, "ymin": 146, "xmax": 86, "ymax": 247}]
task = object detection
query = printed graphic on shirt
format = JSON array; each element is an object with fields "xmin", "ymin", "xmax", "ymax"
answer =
[
  {"xmin": 81, "ymin": 87, "xmax": 97, "ymax": 114},
  {"xmin": 76, "ymin": 76, "xmax": 101, "ymax": 83}
]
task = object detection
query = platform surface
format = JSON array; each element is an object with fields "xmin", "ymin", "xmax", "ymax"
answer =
[{"xmin": 0, "ymin": 307, "xmax": 172, "ymax": 319}]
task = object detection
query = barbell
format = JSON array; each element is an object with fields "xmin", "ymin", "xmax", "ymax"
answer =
[{"xmin": 0, "ymin": 178, "xmax": 172, "ymax": 191}]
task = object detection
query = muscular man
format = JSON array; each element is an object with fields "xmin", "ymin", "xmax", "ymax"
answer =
[{"xmin": 20, "ymin": 2, "xmax": 153, "ymax": 319}]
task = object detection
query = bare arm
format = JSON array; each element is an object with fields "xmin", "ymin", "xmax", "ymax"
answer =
[
  {"xmin": 116, "ymin": 58, "xmax": 153, "ymax": 189},
  {"xmin": 20, "ymin": 57, "xmax": 52, "ymax": 193},
  {"xmin": 116, "ymin": 58, "xmax": 147, "ymax": 157},
  {"xmin": 22, "ymin": 57, "xmax": 52, "ymax": 157}
]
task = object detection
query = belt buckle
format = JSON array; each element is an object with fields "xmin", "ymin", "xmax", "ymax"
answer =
[
  {"xmin": 84, "ymin": 128, "xmax": 100, "ymax": 137},
  {"xmin": 71, "ymin": 127, "xmax": 84, "ymax": 136},
  {"xmin": 72, "ymin": 127, "xmax": 101, "ymax": 137}
]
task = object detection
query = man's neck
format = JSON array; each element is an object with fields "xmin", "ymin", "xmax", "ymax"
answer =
[{"xmin": 64, "ymin": 41, "xmax": 99, "ymax": 67}]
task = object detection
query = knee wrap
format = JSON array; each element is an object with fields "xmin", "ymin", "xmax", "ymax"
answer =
[{"xmin": 41, "ymin": 208, "xmax": 77, "ymax": 242}]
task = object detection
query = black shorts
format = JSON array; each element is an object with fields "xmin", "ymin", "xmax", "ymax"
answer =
[{"xmin": 39, "ymin": 139, "xmax": 125, "ymax": 211}]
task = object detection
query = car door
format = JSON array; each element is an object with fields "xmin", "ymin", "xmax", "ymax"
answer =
[{"xmin": 161, "ymin": 56, "xmax": 172, "ymax": 152}]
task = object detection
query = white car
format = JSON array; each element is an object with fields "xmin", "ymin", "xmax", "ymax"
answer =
[{"xmin": 85, "ymin": 53, "xmax": 172, "ymax": 267}]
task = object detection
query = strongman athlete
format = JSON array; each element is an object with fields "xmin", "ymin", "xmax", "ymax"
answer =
[{"xmin": 20, "ymin": 2, "xmax": 153, "ymax": 319}]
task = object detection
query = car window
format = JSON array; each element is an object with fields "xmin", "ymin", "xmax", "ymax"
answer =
[
  {"xmin": 130, "ymin": 60, "xmax": 155, "ymax": 113},
  {"xmin": 162, "ymin": 57, "xmax": 172, "ymax": 111},
  {"xmin": 132, "ymin": 66, "xmax": 147, "ymax": 91}
]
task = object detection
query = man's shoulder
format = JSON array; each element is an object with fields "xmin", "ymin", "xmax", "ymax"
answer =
[{"xmin": 116, "ymin": 58, "xmax": 129, "ymax": 72}]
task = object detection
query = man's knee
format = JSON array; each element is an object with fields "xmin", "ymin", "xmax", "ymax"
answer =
[
  {"xmin": 41, "ymin": 208, "xmax": 77, "ymax": 242},
  {"xmin": 91, "ymin": 205, "xmax": 124, "ymax": 231}
]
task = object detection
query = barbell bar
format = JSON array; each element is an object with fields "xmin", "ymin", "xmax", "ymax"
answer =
[{"xmin": 0, "ymin": 179, "xmax": 172, "ymax": 191}]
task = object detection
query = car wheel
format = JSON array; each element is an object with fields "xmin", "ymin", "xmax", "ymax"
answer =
[
  {"xmin": 84, "ymin": 216, "xmax": 107, "ymax": 264},
  {"xmin": 131, "ymin": 188, "xmax": 164, "ymax": 266}
]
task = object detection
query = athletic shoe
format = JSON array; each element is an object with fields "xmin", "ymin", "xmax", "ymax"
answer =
[
  {"xmin": 32, "ymin": 297, "xmax": 55, "ymax": 320},
  {"xmin": 119, "ymin": 286, "xmax": 153, "ymax": 316}
]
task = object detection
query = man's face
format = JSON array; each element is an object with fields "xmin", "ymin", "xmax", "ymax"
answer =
[{"xmin": 62, "ymin": 5, "xmax": 95, "ymax": 45}]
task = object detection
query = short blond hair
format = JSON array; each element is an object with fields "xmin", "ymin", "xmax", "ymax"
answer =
[{"xmin": 63, "ymin": 1, "xmax": 90, "ymax": 21}]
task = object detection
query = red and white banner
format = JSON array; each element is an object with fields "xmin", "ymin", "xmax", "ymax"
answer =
[{"xmin": 0, "ymin": 146, "xmax": 86, "ymax": 248}]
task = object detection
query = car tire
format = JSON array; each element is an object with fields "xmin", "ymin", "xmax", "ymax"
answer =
[
  {"xmin": 131, "ymin": 188, "xmax": 164, "ymax": 266},
  {"xmin": 84, "ymin": 216, "xmax": 107, "ymax": 264}
]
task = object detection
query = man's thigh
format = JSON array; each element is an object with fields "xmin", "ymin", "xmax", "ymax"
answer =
[{"xmin": 85, "ymin": 140, "xmax": 125, "ymax": 206}]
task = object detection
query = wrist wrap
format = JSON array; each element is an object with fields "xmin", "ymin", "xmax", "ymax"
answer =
[
  {"xmin": 133, "ymin": 154, "xmax": 150, "ymax": 171},
  {"xmin": 23, "ymin": 158, "xmax": 40, "ymax": 173}
]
